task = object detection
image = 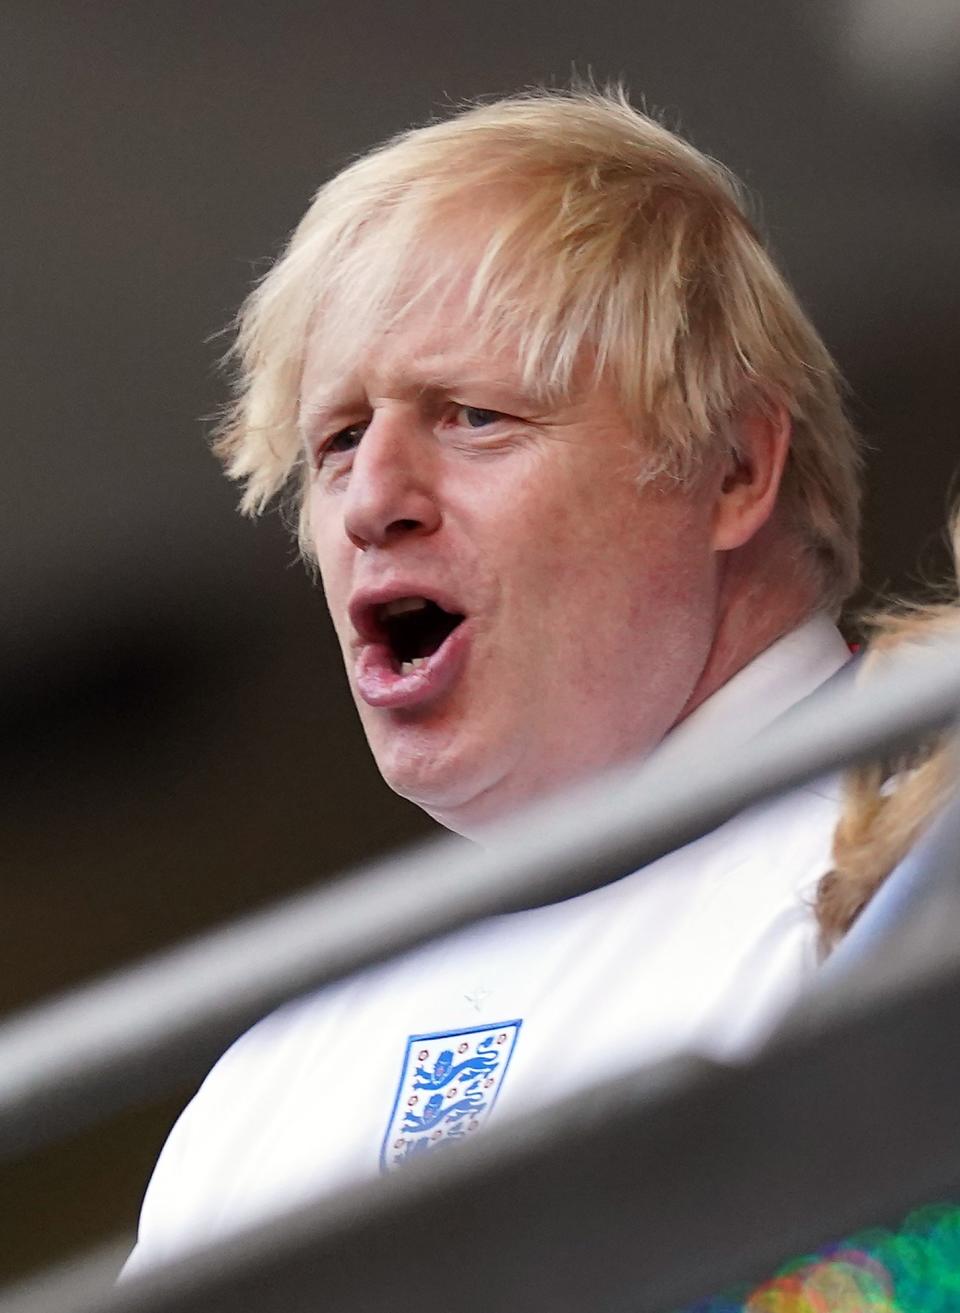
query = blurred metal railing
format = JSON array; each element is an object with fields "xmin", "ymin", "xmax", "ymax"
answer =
[
  {"xmin": 25, "ymin": 843, "xmax": 960, "ymax": 1313},
  {"xmin": 1, "ymin": 628, "xmax": 960, "ymax": 1312}
]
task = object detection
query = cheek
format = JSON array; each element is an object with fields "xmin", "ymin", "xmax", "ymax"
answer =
[
  {"xmin": 535, "ymin": 501, "xmax": 715, "ymax": 665},
  {"xmin": 309, "ymin": 512, "xmax": 352, "ymax": 625}
]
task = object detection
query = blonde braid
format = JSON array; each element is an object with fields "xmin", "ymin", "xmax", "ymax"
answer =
[{"xmin": 817, "ymin": 511, "xmax": 960, "ymax": 954}]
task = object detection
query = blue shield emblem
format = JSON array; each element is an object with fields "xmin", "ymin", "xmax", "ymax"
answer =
[{"xmin": 380, "ymin": 1020, "xmax": 522, "ymax": 1171}]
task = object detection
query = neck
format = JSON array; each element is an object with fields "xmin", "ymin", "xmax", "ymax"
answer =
[{"xmin": 678, "ymin": 522, "xmax": 821, "ymax": 727}]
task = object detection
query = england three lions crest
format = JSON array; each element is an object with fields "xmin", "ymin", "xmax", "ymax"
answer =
[{"xmin": 380, "ymin": 1020, "xmax": 522, "ymax": 1172}]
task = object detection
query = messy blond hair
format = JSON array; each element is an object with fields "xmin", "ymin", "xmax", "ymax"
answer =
[
  {"xmin": 817, "ymin": 508, "xmax": 960, "ymax": 953},
  {"xmin": 215, "ymin": 85, "xmax": 862, "ymax": 608}
]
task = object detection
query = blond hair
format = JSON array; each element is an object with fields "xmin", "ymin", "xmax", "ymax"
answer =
[
  {"xmin": 215, "ymin": 85, "xmax": 862, "ymax": 608},
  {"xmin": 817, "ymin": 508, "xmax": 960, "ymax": 952}
]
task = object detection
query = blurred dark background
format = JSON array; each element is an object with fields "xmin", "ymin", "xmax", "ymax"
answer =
[{"xmin": 1, "ymin": 0, "xmax": 958, "ymax": 1288}]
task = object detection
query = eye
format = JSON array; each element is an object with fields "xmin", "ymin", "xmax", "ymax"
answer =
[
  {"xmin": 320, "ymin": 421, "xmax": 368, "ymax": 464},
  {"xmin": 459, "ymin": 406, "xmax": 504, "ymax": 429}
]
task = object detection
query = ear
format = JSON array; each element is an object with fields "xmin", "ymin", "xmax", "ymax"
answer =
[{"xmin": 711, "ymin": 404, "xmax": 792, "ymax": 551}]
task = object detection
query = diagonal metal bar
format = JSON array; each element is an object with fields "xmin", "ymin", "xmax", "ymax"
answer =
[{"xmin": 0, "ymin": 630, "xmax": 958, "ymax": 1160}]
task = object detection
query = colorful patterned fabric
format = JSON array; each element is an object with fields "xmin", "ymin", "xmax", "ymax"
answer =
[{"xmin": 683, "ymin": 1204, "xmax": 960, "ymax": 1312}]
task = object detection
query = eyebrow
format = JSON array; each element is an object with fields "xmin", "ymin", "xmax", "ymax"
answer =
[
  {"xmin": 298, "ymin": 359, "xmax": 555, "ymax": 438},
  {"xmin": 404, "ymin": 353, "xmax": 558, "ymax": 409}
]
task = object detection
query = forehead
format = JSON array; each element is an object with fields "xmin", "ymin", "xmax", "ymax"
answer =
[
  {"xmin": 299, "ymin": 263, "xmax": 550, "ymax": 420},
  {"xmin": 296, "ymin": 197, "xmax": 612, "ymax": 429}
]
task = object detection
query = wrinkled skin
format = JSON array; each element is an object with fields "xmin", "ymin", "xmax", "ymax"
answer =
[{"xmin": 300, "ymin": 277, "xmax": 799, "ymax": 838}]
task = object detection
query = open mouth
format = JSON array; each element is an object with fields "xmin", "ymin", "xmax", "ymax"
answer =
[{"xmin": 376, "ymin": 597, "xmax": 466, "ymax": 675}]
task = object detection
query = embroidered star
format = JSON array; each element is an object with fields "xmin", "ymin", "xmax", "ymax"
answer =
[{"xmin": 463, "ymin": 984, "xmax": 492, "ymax": 1012}]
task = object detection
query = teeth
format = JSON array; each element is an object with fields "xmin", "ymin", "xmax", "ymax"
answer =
[
  {"xmin": 381, "ymin": 597, "xmax": 428, "ymax": 620},
  {"xmin": 399, "ymin": 657, "xmax": 427, "ymax": 675}
]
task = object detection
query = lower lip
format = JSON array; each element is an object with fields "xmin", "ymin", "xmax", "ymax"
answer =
[{"xmin": 354, "ymin": 620, "xmax": 472, "ymax": 709}]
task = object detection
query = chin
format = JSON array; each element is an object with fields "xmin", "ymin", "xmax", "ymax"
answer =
[{"xmin": 372, "ymin": 737, "xmax": 510, "ymax": 837}]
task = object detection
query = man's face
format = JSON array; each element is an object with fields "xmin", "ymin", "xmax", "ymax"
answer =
[{"xmin": 301, "ymin": 283, "xmax": 725, "ymax": 836}]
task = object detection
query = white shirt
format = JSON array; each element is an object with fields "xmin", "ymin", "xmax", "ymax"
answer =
[{"xmin": 125, "ymin": 614, "xmax": 850, "ymax": 1274}]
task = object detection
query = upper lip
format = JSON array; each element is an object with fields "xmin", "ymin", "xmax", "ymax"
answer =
[{"xmin": 348, "ymin": 583, "xmax": 468, "ymax": 645}]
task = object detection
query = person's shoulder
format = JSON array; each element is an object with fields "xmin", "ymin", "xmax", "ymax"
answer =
[
  {"xmin": 124, "ymin": 986, "xmax": 354, "ymax": 1275},
  {"xmin": 703, "ymin": 771, "xmax": 844, "ymax": 902}
]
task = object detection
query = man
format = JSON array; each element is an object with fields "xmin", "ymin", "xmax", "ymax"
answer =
[{"xmin": 125, "ymin": 87, "xmax": 861, "ymax": 1271}]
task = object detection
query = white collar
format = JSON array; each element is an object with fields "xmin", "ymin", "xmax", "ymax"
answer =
[{"xmin": 653, "ymin": 612, "xmax": 853, "ymax": 771}]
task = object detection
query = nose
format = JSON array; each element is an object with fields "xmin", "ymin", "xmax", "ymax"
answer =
[{"xmin": 342, "ymin": 410, "xmax": 442, "ymax": 551}]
